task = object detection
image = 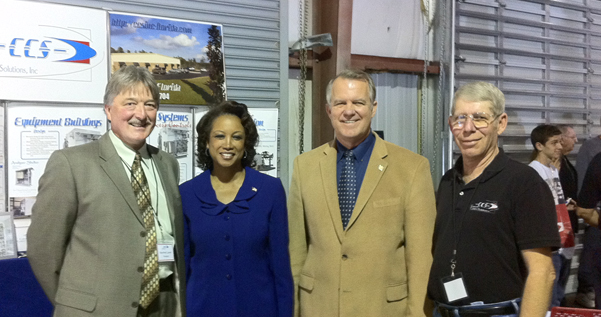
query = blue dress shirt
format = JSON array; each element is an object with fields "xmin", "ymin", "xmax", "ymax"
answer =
[{"xmin": 336, "ymin": 132, "xmax": 376, "ymax": 198}]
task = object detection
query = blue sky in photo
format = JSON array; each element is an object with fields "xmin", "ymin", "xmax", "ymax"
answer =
[{"xmin": 109, "ymin": 13, "xmax": 221, "ymax": 61}]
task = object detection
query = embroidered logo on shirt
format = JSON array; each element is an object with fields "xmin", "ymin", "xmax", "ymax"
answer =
[{"xmin": 470, "ymin": 201, "xmax": 499, "ymax": 213}]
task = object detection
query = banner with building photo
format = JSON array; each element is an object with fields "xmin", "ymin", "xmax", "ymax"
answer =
[
  {"xmin": 6, "ymin": 105, "xmax": 107, "ymax": 219},
  {"xmin": 109, "ymin": 12, "xmax": 225, "ymax": 105},
  {"xmin": 194, "ymin": 108, "xmax": 278, "ymax": 177},
  {"xmin": 0, "ymin": 0, "xmax": 108, "ymax": 103},
  {"xmin": 147, "ymin": 109, "xmax": 195, "ymax": 184}
]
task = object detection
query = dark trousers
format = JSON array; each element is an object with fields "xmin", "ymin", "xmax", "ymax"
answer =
[
  {"xmin": 137, "ymin": 276, "xmax": 179, "ymax": 317},
  {"xmin": 577, "ymin": 226, "xmax": 601, "ymax": 293}
]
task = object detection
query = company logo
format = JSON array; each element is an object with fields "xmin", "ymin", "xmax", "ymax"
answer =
[
  {"xmin": 2, "ymin": 37, "xmax": 96, "ymax": 64},
  {"xmin": 470, "ymin": 201, "xmax": 499, "ymax": 214}
]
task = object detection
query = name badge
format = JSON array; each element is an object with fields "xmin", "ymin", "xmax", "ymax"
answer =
[
  {"xmin": 157, "ymin": 243, "xmax": 175, "ymax": 262},
  {"xmin": 441, "ymin": 273, "xmax": 469, "ymax": 303}
]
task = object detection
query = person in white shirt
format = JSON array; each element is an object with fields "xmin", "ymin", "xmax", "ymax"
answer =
[{"xmin": 528, "ymin": 124, "xmax": 576, "ymax": 309}]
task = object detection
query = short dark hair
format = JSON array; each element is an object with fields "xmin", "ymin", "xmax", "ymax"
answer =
[
  {"xmin": 530, "ymin": 124, "xmax": 561, "ymax": 160},
  {"xmin": 104, "ymin": 65, "xmax": 159, "ymax": 106},
  {"xmin": 196, "ymin": 100, "xmax": 258, "ymax": 170}
]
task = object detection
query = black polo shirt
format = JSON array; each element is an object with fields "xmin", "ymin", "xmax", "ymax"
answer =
[{"xmin": 428, "ymin": 149, "xmax": 560, "ymax": 305}]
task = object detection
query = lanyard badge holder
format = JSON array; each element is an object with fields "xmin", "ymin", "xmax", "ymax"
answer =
[{"xmin": 439, "ymin": 176, "xmax": 481, "ymax": 303}]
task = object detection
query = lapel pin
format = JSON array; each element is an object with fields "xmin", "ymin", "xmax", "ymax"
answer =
[
  {"xmin": 252, "ymin": 187, "xmax": 257, "ymax": 192},
  {"xmin": 378, "ymin": 165, "xmax": 384, "ymax": 171}
]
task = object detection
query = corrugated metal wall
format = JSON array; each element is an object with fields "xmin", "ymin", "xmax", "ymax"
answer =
[
  {"xmin": 371, "ymin": 73, "xmax": 419, "ymax": 153},
  {"xmin": 29, "ymin": 0, "xmax": 290, "ymax": 183}
]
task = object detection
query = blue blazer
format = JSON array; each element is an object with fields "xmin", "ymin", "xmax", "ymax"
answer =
[{"xmin": 180, "ymin": 167, "xmax": 293, "ymax": 317}]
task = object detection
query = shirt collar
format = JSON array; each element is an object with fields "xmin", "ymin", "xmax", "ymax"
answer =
[
  {"xmin": 336, "ymin": 132, "xmax": 375, "ymax": 163},
  {"xmin": 108, "ymin": 130, "xmax": 150, "ymax": 166},
  {"xmin": 453, "ymin": 147, "xmax": 508, "ymax": 184}
]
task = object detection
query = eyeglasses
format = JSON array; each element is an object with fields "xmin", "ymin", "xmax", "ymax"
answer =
[{"xmin": 450, "ymin": 112, "xmax": 500, "ymax": 129}]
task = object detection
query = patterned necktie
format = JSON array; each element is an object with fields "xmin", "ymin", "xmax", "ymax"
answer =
[
  {"xmin": 339, "ymin": 149, "xmax": 357, "ymax": 229},
  {"xmin": 132, "ymin": 153, "xmax": 159, "ymax": 309}
]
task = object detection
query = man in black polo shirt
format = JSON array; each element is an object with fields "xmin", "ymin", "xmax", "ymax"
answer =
[
  {"xmin": 428, "ymin": 82, "xmax": 561, "ymax": 317},
  {"xmin": 577, "ymin": 152, "xmax": 601, "ymax": 309}
]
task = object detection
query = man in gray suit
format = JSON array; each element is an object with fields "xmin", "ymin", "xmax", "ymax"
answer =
[{"xmin": 27, "ymin": 66, "xmax": 185, "ymax": 317}]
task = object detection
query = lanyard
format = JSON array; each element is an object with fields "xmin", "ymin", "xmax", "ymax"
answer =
[{"xmin": 450, "ymin": 172, "xmax": 481, "ymax": 277}]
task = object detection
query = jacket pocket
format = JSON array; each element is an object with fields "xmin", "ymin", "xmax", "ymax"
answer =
[
  {"xmin": 55, "ymin": 287, "xmax": 97, "ymax": 312},
  {"xmin": 299, "ymin": 274, "xmax": 314, "ymax": 291},
  {"xmin": 386, "ymin": 283, "xmax": 408, "ymax": 302},
  {"xmin": 373, "ymin": 197, "xmax": 401, "ymax": 208}
]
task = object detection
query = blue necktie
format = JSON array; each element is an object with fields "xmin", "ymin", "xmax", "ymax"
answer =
[{"xmin": 339, "ymin": 150, "xmax": 357, "ymax": 229}]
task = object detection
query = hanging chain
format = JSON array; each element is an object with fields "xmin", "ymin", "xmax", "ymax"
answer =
[
  {"xmin": 434, "ymin": 0, "xmax": 448, "ymax": 176},
  {"xmin": 420, "ymin": 0, "xmax": 430, "ymax": 157},
  {"xmin": 298, "ymin": 0, "xmax": 309, "ymax": 154}
]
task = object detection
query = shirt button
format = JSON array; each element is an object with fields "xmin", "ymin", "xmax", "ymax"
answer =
[
  {"xmin": 224, "ymin": 235, "xmax": 230, "ymax": 241},
  {"xmin": 225, "ymin": 254, "xmax": 231, "ymax": 260},
  {"xmin": 140, "ymin": 231, "xmax": 146, "ymax": 237},
  {"xmin": 131, "ymin": 302, "xmax": 139, "ymax": 308},
  {"xmin": 224, "ymin": 215, "xmax": 230, "ymax": 221},
  {"xmin": 459, "ymin": 191, "xmax": 464, "ymax": 196},
  {"xmin": 137, "ymin": 266, "xmax": 144, "ymax": 273},
  {"xmin": 226, "ymin": 274, "xmax": 232, "ymax": 280},
  {"xmin": 342, "ymin": 254, "xmax": 348, "ymax": 260}
]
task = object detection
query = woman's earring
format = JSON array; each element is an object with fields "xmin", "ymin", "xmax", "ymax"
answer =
[{"xmin": 243, "ymin": 150, "xmax": 248, "ymax": 159}]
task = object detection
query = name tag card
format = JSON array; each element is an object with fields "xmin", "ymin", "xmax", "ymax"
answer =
[{"xmin": 157, "ymin": 243, "xmax": 175, "ymax": 262}]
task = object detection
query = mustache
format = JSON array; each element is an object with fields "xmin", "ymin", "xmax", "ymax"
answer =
[{"xmin": 128, "ymin": 118, "xmax": 152, "ymax": 126}]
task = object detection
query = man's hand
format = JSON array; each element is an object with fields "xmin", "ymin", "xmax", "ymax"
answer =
[
  {"xmin": 576, "ymin": 207, "xmax": 599, "ymax": 227},
  {"xmin": 566, "ymin": 198, "xmax": 577, "ymax": 211}
]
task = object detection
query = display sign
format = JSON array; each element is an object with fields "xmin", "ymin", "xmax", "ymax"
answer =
[
  {"xmin": 0, "ymin": 0, "xmax": 108, "ymax": 103},
  {"xmin": 194, "ymin": 108, "xmax": 278, "ymax": 177},
  {"xmin": 147, "ymin": 109, "xmax": 195, "ymax": 184},
  {"xmin": 109, "ymin": 12, "xmax": 225, "ymax": 105},
  {"xmin": 7, "ymin": 104, "xmax": 107, "ymax": 219}
]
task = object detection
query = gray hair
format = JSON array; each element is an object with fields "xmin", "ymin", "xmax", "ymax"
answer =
[
  {"xmin": 452, "ymin": 81, "xmax": 505, "ymax": 116},
  {"xmin": 104, "ymin": 65, "xmax": 159, "ymax": 106},
  {"xmin": 556, "ymin": 124, "xmax": 573, "ymax": 134},
  {"xmin": 325, "ymin": 69, "xmax": 376, "ymax": 106}
]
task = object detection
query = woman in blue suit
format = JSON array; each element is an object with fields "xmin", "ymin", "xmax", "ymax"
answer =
[{"xmin": 179, "ymin": 101, "xmax": 293, "ymax": 317}]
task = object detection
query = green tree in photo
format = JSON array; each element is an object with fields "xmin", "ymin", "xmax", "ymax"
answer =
[{"xmin": 206, "ymin": 25, "xmax": 225, "ymax": 103}]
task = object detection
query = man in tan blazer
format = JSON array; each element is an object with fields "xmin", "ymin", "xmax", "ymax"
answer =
[
  {"xmin": 288, "ymin": 69, "xmax": 436, "ymax": 316},
  {"xmin": 27, "ymin": 66, "xmax": 185, "ymax": 317}
]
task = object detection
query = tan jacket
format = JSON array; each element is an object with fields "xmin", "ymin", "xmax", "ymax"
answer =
[{"xmin": 288, "ymin": 134, "xmax": 436, "ymax": 317}]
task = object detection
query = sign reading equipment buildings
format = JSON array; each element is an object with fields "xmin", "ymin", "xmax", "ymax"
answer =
[{"xmin": 0, "ymin": 0, "xmax": 108, "ymax": 103}]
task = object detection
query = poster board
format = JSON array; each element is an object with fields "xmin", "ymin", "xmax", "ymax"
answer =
[
  {"xmin": 6, "ymin": 104, "xmax": 107, "ymax": 219},
  {"xmin": 0, "ymin": 0, "xmax": 108, "ymax": 103},
  {"xmin": 109, "ymin": 12, "xmax": 225, "ymax": 105},
  {"xmin": 147, "ymin": 109, "xmax": 195, "ymax": 184}
]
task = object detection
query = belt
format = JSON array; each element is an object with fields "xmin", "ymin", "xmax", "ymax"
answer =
[{"xmin": 437, "ymin": 304, "xmax": 517, "ymax": 317}]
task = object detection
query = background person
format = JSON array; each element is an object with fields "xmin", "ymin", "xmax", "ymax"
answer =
[
  {"xmin": 428, "ymin": 82, "xmax": 560, "ymax": 317},
  {"xmin": 27, "ymin": 65, "xmax": 186, "ymax": 317},
  {"xmin": 528, "ymin": 124, "xmax": 576, "ymax": 308},
  {"xmin": 179, "ymin": 101, "xmax": 293, "ymax": 317},
  {"xmin": 288, "ymin": 69, "xmax": 436, "ymax": 316},
  {"xmin": 577, "ymin": 152, "xmax": 601, "ymax": 309},
  {"xmin": 574, "ymin": 124, "xmax": 601, "ymax": 308}
]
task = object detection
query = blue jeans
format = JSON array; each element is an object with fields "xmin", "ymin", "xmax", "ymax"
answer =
[
  {"xmin": 433, "ymin": 298, "xmax": 520, "ymax": 317},
  {"xmin": 551, "ymin": 252, "xmax": 570, "ymax": 307}
]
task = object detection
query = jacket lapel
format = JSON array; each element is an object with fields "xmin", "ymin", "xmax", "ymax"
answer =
[
  {"xmin": 346, "ymin": 135, "xmax": 388, "ymax": 230},
  {"xmin": 320, "ymin": 142, "xmax": 344, "ymax": 243},
  {"xmin": 98, "ymin": 134, "xmax": 144, "ymax": 226}
]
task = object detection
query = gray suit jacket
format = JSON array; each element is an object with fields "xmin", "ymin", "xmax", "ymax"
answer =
[{"xmin": 27, "ymin": 133, "xmax": 186, "ymax": 317}]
